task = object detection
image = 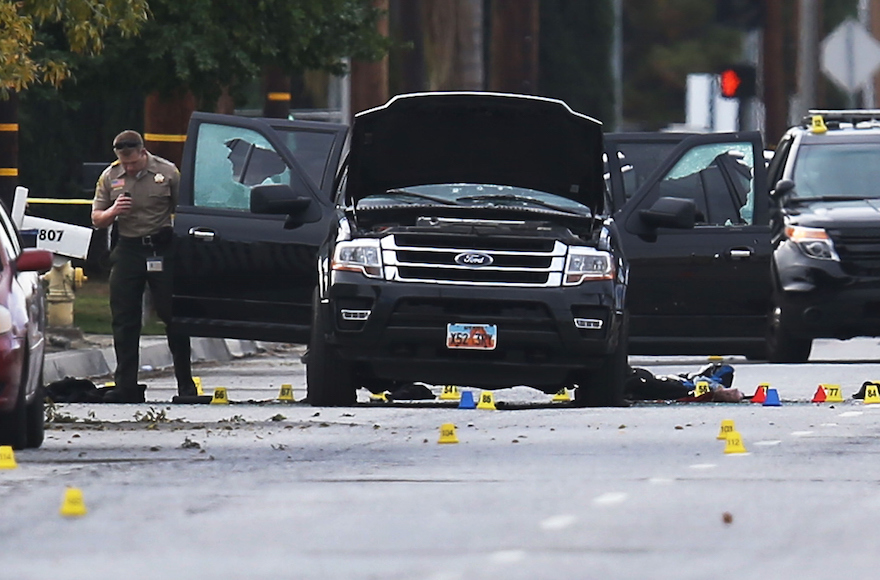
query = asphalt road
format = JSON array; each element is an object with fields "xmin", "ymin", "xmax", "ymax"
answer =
[{"xmin": 5, "ymin": 338, "xmax": 880, "ymax": 579}]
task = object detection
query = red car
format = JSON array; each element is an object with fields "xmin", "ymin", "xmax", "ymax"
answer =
[{"xmin": 0, "ymin": 205, "xmax": 53, "ymax": 450}]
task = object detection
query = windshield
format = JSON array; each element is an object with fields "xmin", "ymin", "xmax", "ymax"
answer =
[
  {"xmin": 357, "ymin": 184, "xmax": 592, "ymax": 215},
  {"xmin": 793, "ymin": 142, "xmax": 880, "ymax": 199}
]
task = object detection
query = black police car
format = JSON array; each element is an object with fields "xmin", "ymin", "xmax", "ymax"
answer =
[{"xmin": 764, "ymin": 110, "xmax": 880, "ymax": 362}]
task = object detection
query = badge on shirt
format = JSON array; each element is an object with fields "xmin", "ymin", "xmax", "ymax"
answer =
[
  {"xmin": 154, "ymin": 173, "xmax": 166, "ymax": 184},
  {"xmin": 146, "ymin": 257, "xmax": 164, "ymax": 272}
]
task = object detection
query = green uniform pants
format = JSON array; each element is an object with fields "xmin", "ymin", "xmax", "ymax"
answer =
[{"xmin": 109, "ymin": 239, "xmax": 194, "ymax": 392}]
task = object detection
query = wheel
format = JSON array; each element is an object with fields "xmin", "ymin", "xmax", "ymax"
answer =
[
  {"xmin": 0, "ymin": 369, "xmax": 28, "ymax": 450},
  {"xmin": 306, "ymin": 296, "xmax": 358, "ymax": 406},
  {"xmin": 25, "ymin": 367, "xmax": 45, "ymax": 449},
  {"xmin": 574, "ymin": 312, "xmax": 629, "ymax": 407},
  {"xmin": 766, "ymin": 304, "xmax": 812, "ymax": 363}
]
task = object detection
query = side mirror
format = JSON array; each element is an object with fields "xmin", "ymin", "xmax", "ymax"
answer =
[
  {"xmin": 17, "ymin": 248, "xmax": 53, "ymax": 273},
  {"xmin": 771, "ymin": 178, "xmax": 795, "ymax": 200},
  {"xmin": 638, "ymin": 196, "xmax": 696, "ymax": 229},
  {"xmin": 250, "ymin": 183, "xmax": 308, "ymax": 214},
  {"xmin": 250, "ymin": 183, "xmax": 322, "ymax": 228}
]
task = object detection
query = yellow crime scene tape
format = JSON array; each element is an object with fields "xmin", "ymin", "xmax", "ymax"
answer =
[
  {"xmin": 0, "ymin": 168, "xmax": 19, "ymax": 177},
  {"xmin": 27, "ymin": 198, "xmax": 92, "ymax": 205},
  {"xmin": 144, "ymin": 133, "xmax": 187, "ymax": 143},
  {"xmin": 266, "ymin": 92, "xmax": 291, "ymax": 101}
]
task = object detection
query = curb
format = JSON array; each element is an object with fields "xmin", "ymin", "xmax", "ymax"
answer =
[{"xmin": 44, "ymin": 337, "xmax": 264, "ymax": 383}]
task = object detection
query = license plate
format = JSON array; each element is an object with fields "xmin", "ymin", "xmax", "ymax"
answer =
[{"xmin": 446, "ymin": 323, "xmax": 497, "ymax": 350}]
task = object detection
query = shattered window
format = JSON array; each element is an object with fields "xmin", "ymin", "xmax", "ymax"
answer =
[
  {"xmin": 193, "ymin": 124, "xmax": 291, "ymax": 211},
  {"xmin": 659, "ymin": 143, "xmax": 755, "ymax": 225}
]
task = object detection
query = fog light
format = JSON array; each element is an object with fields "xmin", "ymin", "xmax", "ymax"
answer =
[
  {"xmin": 574, "ymin": 318, "xmax": 603, "ymax": 329},
  {"xmin": 341, "ymin": 309, "xmax": 371, "ymax": 321}
]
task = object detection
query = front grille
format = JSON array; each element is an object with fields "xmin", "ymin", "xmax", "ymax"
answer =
[
  {"xmin": 389, "ymin": 297, "xmax": 556, "ymax": 331},
  {"xmin": 831, "ymin": 228, "xmax": 880, "ymax": 275},
  {"xmin": 381, "ymin": 234, "xmax": 567, "ymax": 286}
]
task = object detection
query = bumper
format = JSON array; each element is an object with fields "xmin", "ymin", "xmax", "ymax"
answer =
[
  {"xmin": 776, "ymin": 244, "xmax": 880, "ymax": 339},
  {"xmin": 0, "ymin": 340, "xmax": 23, "ymax": 413},
  {"xmin": 324, "ymin": 273, "xmax": 624, "ymax": 390}
]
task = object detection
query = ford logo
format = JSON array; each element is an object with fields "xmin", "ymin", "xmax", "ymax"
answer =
[{"xmin": 455, "ymin": 252, "xmax": 494, "ymax": 267}]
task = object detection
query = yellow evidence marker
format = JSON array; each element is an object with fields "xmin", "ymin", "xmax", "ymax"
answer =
[
  {"xmin": 724, "ymin": 431, "xmax": 748, "ymax": 454},
  {"xmin": 60, "ymin": 487, "xmax": 88, "ymax": 517},
  {"xmin": 210, "ymin": 387, "xmax": 230, "ymax": 405},
  {"xmin": 717, "ymin": 419, "xmax": 735, "ymax": 440},
  {"xmin": 438, "ymin": 423, "xmax": 459, "ymax": 444},
  {"xmin": 476, "ymin": 390, "xmax": 497, "ymax": 410},
  {"xmin": 439, "ymin": 385, "xmax": 461, "ymax": 401},
  {"xmin": 277, "ymin": 383, "xmax": 295, "ymax": 402}
]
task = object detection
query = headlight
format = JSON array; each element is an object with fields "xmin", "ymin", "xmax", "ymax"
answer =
[
  {"xmin": 785, "ymin": 225, "xmax": 839, "ymax": 261},
  {"xmin": 332, "ymin": 239, "xmax": 383, "ymax": 278},
  {"xmin": 564, "ymin": 247, "xmax": 615, "ymax": 286}
]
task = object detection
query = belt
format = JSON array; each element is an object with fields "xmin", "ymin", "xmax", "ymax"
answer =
[{"xmin": 119, "ymin": 228, "xmax": 173, "ymax": 247}]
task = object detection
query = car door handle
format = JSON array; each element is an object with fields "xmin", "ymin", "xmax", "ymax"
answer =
[
  {"xmin": 188, "ymin": 227, "xmax": 215, "ymax": 242},
  {"xmin": 728, "ymin": 248, "xmax": 753, "ymax": 260}
]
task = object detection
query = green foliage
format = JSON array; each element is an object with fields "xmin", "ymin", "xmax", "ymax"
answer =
[
  {"xmin": 0, "ymin": 0, "xmax": 148, "ymax": 95},
  {"xmin": 97, "ymin": 0, "xmax": 394, "ymax": 104}
]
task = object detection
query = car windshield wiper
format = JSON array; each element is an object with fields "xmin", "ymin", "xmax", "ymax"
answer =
[
  {"xmin": 785, "ymin": 195, "xmax": 873, "ymax": 205},
  {"xmin": 381, "ymin": 189, "xmax": 460, "ymax": 205},
  {"xmin": 455, "ymin": 194, "xmax": 584, "ymax": 215}
]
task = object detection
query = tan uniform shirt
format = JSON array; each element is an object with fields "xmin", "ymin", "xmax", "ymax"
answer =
[{"xmin": 93, "ymin": 152, "xmax": 180, "ymax": 238}]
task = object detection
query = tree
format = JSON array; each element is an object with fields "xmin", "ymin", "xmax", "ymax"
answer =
[
  {"xmin": 0, "ymin": 0, "xmax": 147, "ymax": 96},
  {"xmin": 97, "ymin": 0, "xmax": 393, "ymax": 105}
]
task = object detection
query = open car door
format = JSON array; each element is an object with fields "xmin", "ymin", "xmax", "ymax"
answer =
[
  {"xmin": 608, "ymin": 131, "xmax": 771, "ymax": 357},
  {"xmin": 172, "ymin": 112, "xmax": 347, "ymax": 342}
]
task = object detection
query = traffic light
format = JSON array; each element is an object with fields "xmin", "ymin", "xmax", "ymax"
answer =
[{"xmin": 719, "ymin": 65, "xmax": 756, "ymax": 99}]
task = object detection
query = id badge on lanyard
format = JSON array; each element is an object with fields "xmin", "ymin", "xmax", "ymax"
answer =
[{"xmin": 146, "ymin": 257, "xmax": 164, "ymax": 272}]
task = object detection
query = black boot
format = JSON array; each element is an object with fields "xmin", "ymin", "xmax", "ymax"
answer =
[
  {"xmin": 103, "ymin": 384, "xmax": 146, "ymax": 403},
  {"xmin": 177, "ymin": 381, "xmax": 198, "ymax": 397}
]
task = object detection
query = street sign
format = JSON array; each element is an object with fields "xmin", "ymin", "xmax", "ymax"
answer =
[{"xmin": 821, "ymin": 18, "xmax": 880, "ymax": 93}]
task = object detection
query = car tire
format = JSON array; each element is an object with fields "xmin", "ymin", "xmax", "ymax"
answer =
[
  {"xmin": 0, "ymin": 370, "xmax": 28, "ymax": 450},
  {"xmin": 25, "ymin": 368, "xmax": 45, "ymax": 449},
  {"xmin": 574, "ymin": 312, "xmax": 629, "ymax": 407},
  {"xmin": 767, "ymin": 303, "xmax": 812, "ymax": 363},
  {"xmin": 306, "ymin": 296, "xmax": 358, "ymax": 407}
]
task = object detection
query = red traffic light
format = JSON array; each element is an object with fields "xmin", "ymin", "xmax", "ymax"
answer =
[
  {"xmin": 720, "ymin": 69, "xmax": 742, "ymax": 98},
  {"xmin": 718, "ymin": 65, "xmax": 756, "ymax": 99}
]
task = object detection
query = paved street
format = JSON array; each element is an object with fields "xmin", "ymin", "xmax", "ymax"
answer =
[{"xmin": 4, "ymin": 339, "xmax": 880, "ymax": 579}]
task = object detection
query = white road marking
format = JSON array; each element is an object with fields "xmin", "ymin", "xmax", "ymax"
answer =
[
  {"xmin": 791, "ymin": 431, "xmax": 814, "ymax": 436},
  {"xmin": 540, "ymin": 514, "xmax": 577, "ymax": 530},
  {"xmin": 593, "ymin": 492, "xmax": 628, "ymax": 505},
  {"xmin": 489, "ymin": 550, "xmax": 526, "ymax": 564},
  {"xmin": 689, "ymin": 463, "xmax": 717, "ymax": 470},
  {"xmin": 754, "ymin": 440, "xmax": 782, "ymax": 446}
]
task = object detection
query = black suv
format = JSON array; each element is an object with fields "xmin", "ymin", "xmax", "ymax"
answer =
[
  {"xmin": 764, "ymin": 110, "xmax": 880, "ymax": 362},
  {"xmin": 307, "ymin": 93, "xmax": 628, "ymax": 406}
]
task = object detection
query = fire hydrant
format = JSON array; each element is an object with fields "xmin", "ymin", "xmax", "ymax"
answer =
[{"xmin": 42, "ymin": 259, "xmax": 87, "ymax": 328}]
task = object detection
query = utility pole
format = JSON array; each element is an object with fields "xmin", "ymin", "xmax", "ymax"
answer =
[
  {"xmin": 263, "ymin": 66, "xmax": 291, "ymax": 119},
  {"xmin": 144, "ymin": 90, "xmax": 196, "ymax": 168},
  {"xmin": 489, "ymin": 0, "xmax": 540, "ymax": 94},
  {"xmin": 350, "ymin": 0, "xmax": 389, "ymax": 120},
  {"xmin": 794, "ymin": 0, "xmax": 821, "ymax": 122},
  {"xmin": 763, "ymin": 0, "xmax": 787, "ymax": 144},
  {"xmin": 0, "ymin": 94, "xmax": 17, "ymax": 210}
]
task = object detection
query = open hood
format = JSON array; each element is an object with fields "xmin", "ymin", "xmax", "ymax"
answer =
[{"xmin": 346, "ymin": 92, "xmax": 605, "ymax": 214}]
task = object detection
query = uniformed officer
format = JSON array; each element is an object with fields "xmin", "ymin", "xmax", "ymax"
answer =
[{"xmin": 91, "ymin": 130, "xmax": 197, "ymax": 402}]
